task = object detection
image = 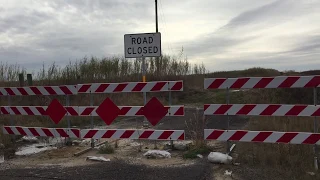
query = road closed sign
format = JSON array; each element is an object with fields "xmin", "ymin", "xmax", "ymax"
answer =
[{"xmin": 124, "ymin": 32, "xmax": 161, "ymax": 58}]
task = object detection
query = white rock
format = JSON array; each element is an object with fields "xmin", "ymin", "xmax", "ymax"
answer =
[
  {"xmin": 197, "ymin": 154, "xmax": 203, "ymax": 158},
  {"xmin": 208, "ymin": 152, "xmax": 232, "ymax": 164},
  {"xmin": 86, "ymin": 156, "xmax": 110, "ymax": 162},
  {"xmin": 143, "ymin": 150, "xmax": 171, "ymax": 158}
]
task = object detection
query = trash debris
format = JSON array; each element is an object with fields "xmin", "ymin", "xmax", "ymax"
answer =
[
  {"xmin": 196, "ymin": 154, "xmax": 203, "ymax": 158},
  {"xmin": 21, "ymin": 136, "xmax": 38, "ymax": 143},
  {"xmin": 224, "ymin": 170, "xmax": 232, "ymax": 176},
  {"xmin": 86, "ymin": 156, "xmax": 110, "ymax": 162},
  {"xmin": 227, "ymin": 144, "xmax": 236, "ymax": 155},
  {"xmin": 208, "ymin": 152, "xmax": 233, "ymax": 164},
  {"xmin": 164, "ymin": 141, "xmax": 192, "ymax": 150},
  {"xmin": 143, "ymin": 150, "xmax": 171, "ymax": 159}
]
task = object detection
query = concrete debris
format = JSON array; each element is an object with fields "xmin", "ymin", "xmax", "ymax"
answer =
[
  {"xmin": 0, "ymin": 143, "xmax": 4, "ymax": 149},
  {"xmin": 86, "ymin": 156, "xmax": 110, "ymax": 162},
  {"xmin": 208, "ymin": 152, "xmax": 233, "ymax": 164},
  {"xmin": 164, "ymin": 141, "xmax": 192, "ymax": 150},
  {"xmin": 130, "ymin": 142, "xmax": 141, "ymax": 147},
  {"xmin": 224, "ymin": 170, "xmax": 232, "ymax": 176},
  {"xmin": 143, "ymin": 150, "xmax": 171, "ymax": 159},
  {"xmin": 196, "ymin": 154, "xmax": 203, "ymax": 158},
  {"xmin": 21, "ymin": 136, "xmax": 38, "ymax": 143}
]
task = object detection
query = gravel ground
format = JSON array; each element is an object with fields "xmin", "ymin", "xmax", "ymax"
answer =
[{"xmin": 0, "ymin": 159, "xmax": 213, "ymax": 180}]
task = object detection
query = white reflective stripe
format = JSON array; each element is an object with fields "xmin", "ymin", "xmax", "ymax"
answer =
[
  {"xmin": 37, "ymin": 87, "xmax": 49, "ymax": 95},
  {"xmin": 11, "ymin": 127, "xmax": 20, "ymax": 135},
  {"xmin": 169, "ymin": 106, "xmax": 182, "ymax": 115},
  {"xmin": 248, "ymin": 104, "xmax": 269, "ymax": 115},
  {"xmin": 220, "ymin": 78, "xmax": 237, "ymax": 89},
  {"xmin": 226, "ymin": 104, "xmax": 244, "ymax": 115},
  {"xmin": 217, "ymin": 131, "xmax": 236, "ymax": 141},
  {"xmin": 123, "ymin": 82, "xmax": 137, "ymax": 92},
  {"xmin": 104, "ymin": 84, "xmax": 118, "ymax": 93},
  {"xmin": 148, "ymin": 130, "xmax": 163, "ymax": 139},
  {"xmin": 292, "ymin": 76, "xmax": 313, "ymax": 88},
  {"xmin": 272, "ymin": 105, "xmax": 293, "ymax": 116},
  {"xmin": 24, "ymin": 87, "xmax": 35, "ymax": 95},
  {"xmin": 120, "ymin": 106, "xmax": 141, "ymax": 116},
  {"xmin": 169, "ymin": 81, "xmax": 182, "ymax": 91},
  {"xmin": 11, "ymin": 88, "xmax": 22, "ymax": 95},
  {"xmin": 204, "ymin": 79, "xmax": 215, "ymax": 89},
  {"xmin": 66, "ymin": 85, "xmax": 77, "ymax": 94},
  {"xmin": 22, "ymin": 127, "xmax": 34, "ymax": 137},
  {"xmin": 142, "ymin": 82, "xmax": 156, "ymax": 92},
  {"xmin": 51, "ymin": 86, "xmax": 63, "ymax": 95},
  {"xmin": 263, "ymin": 132, "xmax": 284, "ymax": 143},
  {"xmin": 2, "ymin": 127, "xmax": 8, "ymax": 134},
  {"xmin": 129, "ymin": 130, "xmax": 140, "ymax": 139},
  {"xmin": 242, "ymin": 78, "xmax": 262, "ymax": 88},
  {"xmin": 112, "ymin": 130, "xmax": 126, "ymax": 139},
  {"xmin": 93, "ymin": 130, "xmax": 106, "ymax": 139},
  {"xmin": 0, "ymin": 88, "xmax": 7, "ymax": 95},
  {"xmin": 241, "ymin": 131, "xmax": 260, "ymax": 142},
  {"xmin": 7, "ymin": 107, "xmax": 15, "ymax": 115},
  {"xmin": 169, "ymin": 131, "xmax": 184, "ymax": 140},
  {"xmin": 290, "ymin": 133, "xmax": 310, "ymax": 144},
  {"xmin": 265, "ymin": 77, "xmax": 286, "ymax": 88},
  {"xmin": 90, "ymin": 84, "xmax": 102, "ymax": 92},
  {"xmin": 204, "ymin": 129, "xmax": 214, "ymax": 139},
  {"xmin": 14, "ymin": 107, "xmax": 26, "ymax": 115},
  {"xmin": 299, "ymin": 106, "xmax": 318, "ymax": 116},
  {"xmin": 80, "ymin": 130, "xmax": 89, "ymax": 138},
  {"xmin": 204, "ymin": 104, "xmax": 220, "ymax": 115},
  {"xmin": 36, "ymin": 128, "xmax": 46, "ymax": 136}
]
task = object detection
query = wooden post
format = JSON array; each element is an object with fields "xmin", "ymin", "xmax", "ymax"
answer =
[
  {"xmin": 27, "ymin": 74, "xmax": 33, "ymax": 86},
  {"xmin": 18, "ymin": 73, "xmax": 24, "ymax": 87}
]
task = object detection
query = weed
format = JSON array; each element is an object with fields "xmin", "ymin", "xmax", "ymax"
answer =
[{"xmin": 98, "ymin": 143, "xmax": 115, "ymax": 154}]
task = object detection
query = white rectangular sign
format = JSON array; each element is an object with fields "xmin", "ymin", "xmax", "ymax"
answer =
[{"xmin": 124, "ymin": 32, "xmax": 161, "ymax": 58}]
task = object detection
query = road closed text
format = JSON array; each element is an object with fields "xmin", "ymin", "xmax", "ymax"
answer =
[{"xmin": 124, "ymin": 33, "xmax": 161, "ymax": 58}]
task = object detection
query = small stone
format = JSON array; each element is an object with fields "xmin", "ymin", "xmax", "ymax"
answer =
[{"xmin": 307, "ymin": 172, "xmax": 315, "ymax": 176}]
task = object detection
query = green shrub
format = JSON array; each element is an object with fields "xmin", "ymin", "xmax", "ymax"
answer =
[{"xmin": 98, "ymin": 143, "xmax": 115, "ymax": 154}]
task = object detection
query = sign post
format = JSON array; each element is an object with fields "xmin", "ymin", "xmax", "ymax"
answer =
[{"xmin": 124, "ymin": 32, "xmax": 162, "ymax": 128}]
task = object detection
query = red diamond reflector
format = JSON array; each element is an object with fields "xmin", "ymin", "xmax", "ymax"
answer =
[
  {"xmin": 143, "ymin": 97, "xmax": 167, "ymax": 126},
  {"xmin": 46, "ymin": 99, "xmax": 67, "ymax": 124},
  {"xmin": 96, "ymin": 98, "xmax": 120, "ymax": 125}
]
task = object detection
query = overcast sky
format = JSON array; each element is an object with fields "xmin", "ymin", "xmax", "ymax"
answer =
[{"xmin": 0, "ymin": 0, "xmax": 319, "ymax": 73}]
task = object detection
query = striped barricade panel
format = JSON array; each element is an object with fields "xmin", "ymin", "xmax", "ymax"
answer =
[
  {"xmin": 0, "ymin": 105, "xmax": 184, "ymax": 116},
  {"xmin": 204, "ymin": 76, "xmax": 320, "ymax": 89},
  {"xmin": 204, "ymin": 104, "xmax": 320, "ymax": 116},
  {"xmin": 3, "ymin": 126, "xmax": 80, "ymax": 138},
  {"xmin": 78, "ymin": 81, "xmax": 183, "ymax": 93},
  {"xmin": 204, "ymin": 129, "xmax": 320, "ymax": 145},
  {"xmin": 0, "ymin": 85, "xmax": 77, "ymax": 96},
  {"xmin": 81, "ymin": 129, "xmax": 185, "ymax": 140}
]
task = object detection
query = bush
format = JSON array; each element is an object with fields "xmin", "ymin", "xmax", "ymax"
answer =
[
  {"xmin": 183, "ymin": 145, "xmax": 211, "ymax": 159},
  {"xmin": 98, "ymin": 143, "xmax": 115, "ymax": 154}
]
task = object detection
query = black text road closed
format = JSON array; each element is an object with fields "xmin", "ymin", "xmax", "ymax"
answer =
[{"xmin": 124, "ymin": 32, "xmax": 161, "ymax": 58}]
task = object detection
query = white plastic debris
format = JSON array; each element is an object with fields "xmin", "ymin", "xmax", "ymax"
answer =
[
  {"xmin": 86, "ymin": 156, "xmax": 110, "ymax": 162},
  {"xmin": 196, "ymin": 154, "xmax": 203, "ymax": 158},
  {"xmin": 143, "ymin": 150, "xmax": 171, "ymax": 159},
  {"xmin": 208, "ymin": 152, "xmax": 233, "ymax": 164},
  {"xmin": 21, "ymin": 136, "xmax": 38, "ymax": 143},
  {"xmin": 224, "ymin": 170, "xmax": 232, "ymax": 176}
]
